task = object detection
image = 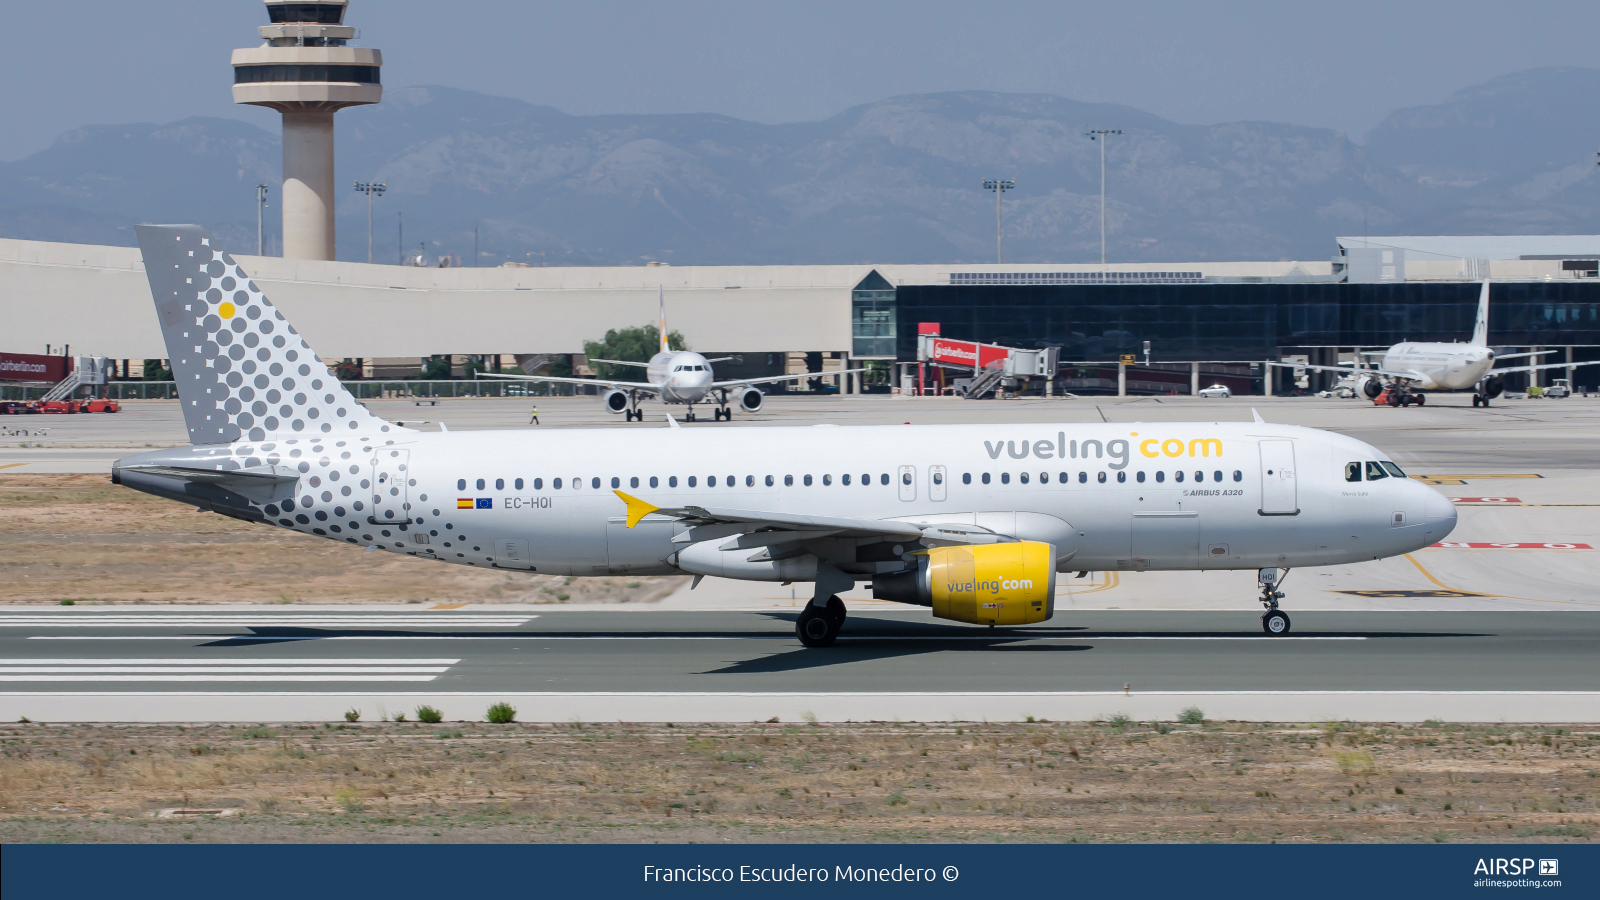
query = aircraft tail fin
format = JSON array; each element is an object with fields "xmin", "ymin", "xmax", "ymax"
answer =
[
  {"xmin": 1470, "ymin": 280, "xmax": 1490, "ymax": 347},
  {"xmin": 658, "ymin": 284, "xmax": 669, "ymax": 354},
  {"xmin": 134, "ymin": 224, "xmax": 404, "ymax": 445}
]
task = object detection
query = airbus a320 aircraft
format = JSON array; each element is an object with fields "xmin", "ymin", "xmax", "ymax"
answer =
[
  {"xmin": 1272, "ymin": 281, "xmax": 1594, "ymax": 407},
  {"xmin": 114, "ymin": 225, "xmax": 1457, "ymax": 646},
  {"xmin": 486, "ymin": 287, "xmax": 864, "ymax": 422}
]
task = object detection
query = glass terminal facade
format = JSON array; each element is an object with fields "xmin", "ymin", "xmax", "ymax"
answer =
[{"xmin": 891, "ymin": 282, "xmax": 1600, "ymax": 362}]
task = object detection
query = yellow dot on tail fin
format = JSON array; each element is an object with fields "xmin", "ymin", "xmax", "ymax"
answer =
[
  {"xmin": 219, "ymin": 302, "xmax": 236, "ymax": 318},
  {"xmin": 612, "ymin": 490, "xmax": 660, "ymax": 529}
]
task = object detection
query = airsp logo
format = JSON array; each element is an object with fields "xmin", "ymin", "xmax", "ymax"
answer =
[
  {"xmin": 1473, "ymin": 858, "xmax": 1552, "ymax": 876},
  {"xmin": 1539, "ymin": 859, "xmax": 1559, "ymax": 877}
]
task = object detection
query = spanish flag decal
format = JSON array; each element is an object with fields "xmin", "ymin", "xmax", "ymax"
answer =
[{"xmin": 457, "ymin": 498, "xmax": 473, "ymax": 509}]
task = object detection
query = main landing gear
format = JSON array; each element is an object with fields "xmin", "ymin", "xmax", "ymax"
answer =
[
  {"xmin": 624, "ymin": 408, "xmax": 644, "ymax": 421},
  {"xmin": 1258, "ymin": 567, "xmax": 1291, "ymax": 635},
  {"xmin": 713, "ymin": 405, "xmax": 732, "ymax": 421},
  {"xmin": 1471, "ymin": 393, "xmax": 1491, "ymax": 408},
  {"xmin": 796, "ymin": 595, "xmax": 847, "ymax": 647}
]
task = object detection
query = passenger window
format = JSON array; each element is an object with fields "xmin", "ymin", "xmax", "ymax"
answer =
[
  {"xmin": 707, "ymin": 476, "xmax": 717, "ymax": 487},
  {"xmin": 495, "ymin": 478, "xmax": 505, "ymax": 490},
  {"xmin": 784, "ymin": 475, "xmax": 793, "ymax": 486},
  {"xmin": 649, "ymin": 476, "xmax": 659, "ymax": 488},
  {"xmin": 1038, "ymin": 472, "xmax": 1048, "ymax": 484},
  {"xmin": 1365, "ymin": 462, "xmax": 1389, "ymax": 481},
  {"xmin": 1155, "ymin": 471, "xmax": 1164, "ymax": 483},
  {"xmin": 982, "ymin": 473, "xmax": 991, "ymax": 484},
  {"xmin": 746, "ymin": 475, "xmax": 755, "ymax": 487},
  {"xmin": 842, "ymin": 474, "xmax": 851, "ymax": 485},
  {"xmin": 1019, "ymin": 472, "xmax": 1029, "ymax": 484},
  {"xmin": 1232, "ymin": 470, "xmax": 1242, "ymax": 482},
  {"xmin": 1097, "ymin": 472, "xmax": 1106, "ymax": 483},
  {"xmin": 822, "ymin": 474, "xmax": 832, "ymax": 486},
  {"xmin": 1117, "ymin": 471, "xmax": 1127, "ymax": 483},
  {"xmin": 610, "ymin": 477, "xmax": 620, "ymax": 489},
  {"xmin": 765, "ymin": 475, "xmax": 774, "ymax": 487},
  {"xmin": 880, "ymin": 473, "xmax": 889, "ymax": 485},
  {"xmin": 1174, "ymin": 471, "xmax": 1183, "ymax": 483},
  {"xmin": 457, "ymin": 479, "xmax": 466, "ymax": 490},
  {"xmin": 963, "ymin": 473, "xmax": 972, "ymax": 484},
  {"xmin": 630, "ymin": 476, "xmax": 640, "ymax": 488},
  {"xmin": 1136, "ymin": 472, "xmax": 1146, "ymax": 483},
  {"xmin": 726, "ymin": 474, "xmax": 734, "ymax": 486},
  {"xmin": 1345, "ymin": 462, "xmax": 1362, "ymax": 482},
  {"xmin": 591, "ymin": 477, "xmax": 601, "ymax": 489},
  {"xmin": 933, "ymin": 471, "xmax": 944, "ymax": 485},
  {"xmin": 476, "ymin": 478, "xmax": 486, "ymax": 490},
  {"xmin": 1213, "ymin": 471, "xmax": 1222, "ymax": 482},
  {"xmin": 553, "ymin": 478, "xmax": 563, "ymax": 489},
  {"xmin": 533, "ymin": 478, "xmax": 543, "ymax": 490},
  {"xmin": 862, "ymin": 473, "xmax": 871, "ymax": 486},
  {"xmin": 1079, "ymin": 472, "xmax": 1087, "ymax": 483},
  {"xmin": 1381, "ymin": 461, "xmax": 1406, "ymax": 478},
  {"xmin": 1000, "ymin": 473, "xmax": 1010, "ymax": 484},
  {"xmin": 668, "ymin": 476, "xmax": 678, "ymax": 487},
  {"xmin": 688, "ymin": 476, "xmax": 698, "ymax": 487},
  {"xmin": 804, "ymin": 475, "xmax": 813, "ymax": 486},
  {"xmin": 514, "ymin": 478, "xmax": 523, "ymax": 490}
]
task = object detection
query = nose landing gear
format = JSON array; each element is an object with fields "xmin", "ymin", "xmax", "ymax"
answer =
[{"xmin": 1258, "ymin": 567, "xmax": 1291, "ymax": 635}]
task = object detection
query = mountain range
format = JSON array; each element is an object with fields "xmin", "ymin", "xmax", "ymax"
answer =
[{"xmin": 1, "ymin": 67, "xmax": 1596, "ymax": 265}]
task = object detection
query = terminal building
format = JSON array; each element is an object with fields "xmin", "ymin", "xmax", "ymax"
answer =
[{"xmin": 2, "ymin": 235, "xmax": 1597, "ymax": 396}]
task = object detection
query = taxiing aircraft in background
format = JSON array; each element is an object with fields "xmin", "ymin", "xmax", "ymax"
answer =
[
  {"xmin": 486, "ymin": 287, "xmax": 864, "ymax": 421},
  {"xmin": 1271, "ymin": 281, "xmax": 1595, "ymax": 406}
]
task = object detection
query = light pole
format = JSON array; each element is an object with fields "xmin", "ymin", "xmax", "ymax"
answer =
[
  {"xmin": 353, "ymin": 182, "xmax": 387, "ymax": 264},
  {"xmin": 1084, "ymin": 129, "xmax": 1122, "ymax": 267},
  {"xmin": 982, "ymin": 179, "xmax": 1014, "ymax": 263},
  {"xmin": 255, "ymin": 184, "xmax": 270, "ymax": 255}
]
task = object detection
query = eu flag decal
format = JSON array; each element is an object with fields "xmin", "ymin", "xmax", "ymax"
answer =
[{"xmin": 475, "ymin": 498, "xmax": 493, "ymax": 509}]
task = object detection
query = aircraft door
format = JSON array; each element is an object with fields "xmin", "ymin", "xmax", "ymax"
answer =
[
  {"xmin": 1258, "ymin": 440, "xmax": 1299, "ymax": 515},
  {"xmin": 898, "ymin": 465, "xmax": 917, "ymax": 501},
  {"xmin": 369, "ymin": 448, "xmax": 411, "ymax": 524},
  {"xmin": 928, "ymin": 465, "xmax": 947, "ymax": 501}
]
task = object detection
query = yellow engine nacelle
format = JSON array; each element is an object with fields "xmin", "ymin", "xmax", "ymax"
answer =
[{"xmin": 872, "ymin": 541, "xmax": 1056, "ymax": 626}]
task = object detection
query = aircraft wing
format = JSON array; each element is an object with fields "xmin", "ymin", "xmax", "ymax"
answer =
[
  {"xmin": 611, "ymin": 489, "xmax": 1012, "ymax": 552},
  {"xmin": 476, "ymin": 372, "xmax": 661, "ymax": 393},
  {"xmin": 586, "ymin": 358, "xmax": 651, "ymax": 368},
  {"xmin": 1493, "ymin": 350, "xmax": 1556, "ymax": 361},
  {"xmin": 1266, "ymin": 361, "xmax": 1424, "ymax": 380},
  {"xmin": 1490, "ymin": 360, "xmax": 1600, "ymax": 376},
  {"xmin": 710, "ymin": 367, "xmax": 868, "ymax": 390}
]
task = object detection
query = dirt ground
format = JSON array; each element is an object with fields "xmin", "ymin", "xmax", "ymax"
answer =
[
  {"xmin": 0, "ymin": 720, "xmax": 1595, "ymax": 844},
  {"xmin": 0, "ymin": 474, "xmax": 686, "ymax": 605}
]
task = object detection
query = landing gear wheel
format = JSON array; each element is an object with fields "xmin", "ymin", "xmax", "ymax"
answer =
[
  {"xmin": 1262, "ymin": 610, "xmax": 1291, "ymax": 635},
  {"xmin": 1472, "ymin": 394, "xmax": 1482, "ymax": 407},
  {"xmin": 1414, "ymin": 393, "xmax": 1426, "ymax": 406},
  {"xmin": 796, "ymin": 605, "xmax": 839, "ymax": 647},
  {"xmin": 825, "ymin": 595, "xmax": 847, "ymax": 628},
  {"xmin": 685, "ymin": 411, "xmax": 697, "ymax": 422},
  {"xmin": 1387, "ymin": 392, "xmax": 1401, "ymax": 406}
]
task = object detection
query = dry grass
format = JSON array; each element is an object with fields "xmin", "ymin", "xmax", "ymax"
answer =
[
  {"xmin": 1, "ymin": 720, "xmax": 1597, "ymax": 843},
  {"xmin": 0, "ymin": 474, "xmax": 684, "ymax": 605}
]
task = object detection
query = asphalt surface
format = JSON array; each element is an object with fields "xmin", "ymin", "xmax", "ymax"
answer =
[{"xmin": 2, "ymin": 608, "xmax": 1595, "ymax": 693}]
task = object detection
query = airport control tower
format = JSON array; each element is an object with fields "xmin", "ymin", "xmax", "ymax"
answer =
[{"xmin": 231, "ymin": 1, "xmax": 381, "ymax": 260}]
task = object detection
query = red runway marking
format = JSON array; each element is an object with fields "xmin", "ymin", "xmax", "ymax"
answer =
[
  {"xmin": 1448, "ymin": 497, "xmax": 1520, "ymax": 504},
  {"xmin": 1430, "ymin": 542, "xmax": 1592, "ymax": 550}
]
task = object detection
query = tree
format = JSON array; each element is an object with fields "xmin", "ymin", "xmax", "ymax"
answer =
[{"xmin": 583, "ymin": 325, "xmax": 686, "ymax": 379}]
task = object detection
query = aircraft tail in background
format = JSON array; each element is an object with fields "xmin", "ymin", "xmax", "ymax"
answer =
[{"xmin": 1470, "ymin": 280, "xmax": 1490, "ymax": 347}]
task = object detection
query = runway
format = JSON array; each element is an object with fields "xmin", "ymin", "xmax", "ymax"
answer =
[{"xmin": 1, "ymin": 607, "xmax": 1595, "ymax": 723}]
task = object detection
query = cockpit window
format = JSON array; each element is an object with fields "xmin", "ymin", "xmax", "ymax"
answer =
[
  {"xmin": 1365, "ymin": 461, "xmax": 1389, "ymax": 481},
  {"xmin": 1344, "ymin": 462, "xmax": 1362, "ymax": 482},
  {"xmin": 1380, "ymin": 461, "xmax": 1406, "ymax": 478}
]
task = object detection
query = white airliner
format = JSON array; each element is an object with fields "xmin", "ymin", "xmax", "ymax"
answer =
[
  {"xmin": 114, "ymin": 225, "xmax": 1457, "ymax": 645},
  {"xmin": 1272, "ymin": 281, "xmax": 1593, "ymax": 407},
  {"xmin": 486, "ymin": 287, "xmax": 864, "ymax": 421}
]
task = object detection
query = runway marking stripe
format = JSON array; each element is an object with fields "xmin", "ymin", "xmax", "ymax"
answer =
[
  {"xmin": 1430, "ymin": 542, "xmax": 1593, "ymax": 549},
  {"xmin": 0, "ymin": 676, "xmax": 444, "ymax": 682},
  {"xmin": 0, "ymin": 667, "xmax": 450, "ymax": 674},
  {"xmin": 20, "ymin": 635, "xmax": 1365, "ymax": 642},
  {"xmin": 2, "ymin": 690, "xmax": 1590, "ymax": 698},
  {"xmin": 1448, "ymin": 497, "xmax": 1521, "ymax": 503},
  {"xmin": 0, "ymin": 658, "xmax": 460, "ymax": 664}
]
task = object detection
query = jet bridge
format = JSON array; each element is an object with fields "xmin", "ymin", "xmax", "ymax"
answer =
[{"xmin": 914, "ymin": 325, "xmax": 1060, "ymax": 398}]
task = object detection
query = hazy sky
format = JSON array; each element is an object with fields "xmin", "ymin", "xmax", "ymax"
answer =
[{"xmin": 4, "ymin": 0, "xmax": 1597, "ymax": 160}]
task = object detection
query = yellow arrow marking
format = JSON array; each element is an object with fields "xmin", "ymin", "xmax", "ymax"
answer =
[{"xmin": 613, "ymin": 490, "xmax": 660, "ymax": 529}]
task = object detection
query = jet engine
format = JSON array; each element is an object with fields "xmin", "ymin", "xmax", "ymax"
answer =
[
  {"xmin": 1483, "ymin": 374, "xmax": 1504, "ymax": 399},
  {"xmin": 1359, "ymin": 376, "xmax": 1382, "ymax": 399},
  {"xmin": 737, "ymin": 387, "xmax": 764, "ymax": 413},
  {"xmin": 602, "ymin": 388, "xmax": 630, "ymax": 414},
  {"xmin": 871, "ymin": 541, "xmax": 1056, "ymax": 625}
]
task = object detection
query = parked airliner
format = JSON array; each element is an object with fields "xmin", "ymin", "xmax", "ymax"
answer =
[
  {"xmin": 485, "ymin": 287, "xmax": 863, "ymax": 421},
  {"xmin": 1272, "ymin": 281, "xmax": 1594, "ymax": 406},
  {"xmin": 113, "ymin": 225, "xmax": 1456, "ymax": 645}
]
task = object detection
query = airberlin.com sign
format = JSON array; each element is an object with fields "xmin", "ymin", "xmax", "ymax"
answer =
[
  {"xmin": 928, "ymin": 339, "xmax": 1010, "ymax": 369},
  {"xmin": 0, "ymin": 353, "xmax": 68, "ymax": 382}
]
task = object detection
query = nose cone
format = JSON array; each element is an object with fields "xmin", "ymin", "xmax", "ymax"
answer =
[{"xmin": 1421, "ymin": 487, "xmax": 1457, "ymax": 541}]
